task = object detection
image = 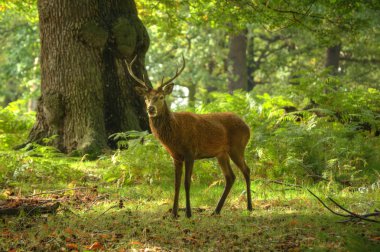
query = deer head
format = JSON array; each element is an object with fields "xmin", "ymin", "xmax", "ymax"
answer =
[{"xmin": 126, "ymin": 55, "xmax": 185, "ymax": 118}]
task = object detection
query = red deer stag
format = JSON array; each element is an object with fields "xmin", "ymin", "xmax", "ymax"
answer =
[{"xmin": 126, "ymin": 55, "xmax": 252, "ymax": 217}]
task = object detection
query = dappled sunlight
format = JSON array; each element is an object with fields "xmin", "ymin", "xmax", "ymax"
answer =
[
  {"xmin": 1, "ymin": 0, "xmax": 380, "ymax": 250},
  {"xmin": 2, "ymin": 189, "xmax": 378, "ymax": 251},
  {"xmin": 1, "ymin": 149, "xmax": 378, "ymax": 250}
]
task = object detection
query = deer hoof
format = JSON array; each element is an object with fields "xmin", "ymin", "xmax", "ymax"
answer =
[
  {"xmin": 211, "ymin": 211, "xmax": 221, "ymax": 216},
  {"xmin": 171, "ymin": 212, "xmax": 180, "ymax": 219}
]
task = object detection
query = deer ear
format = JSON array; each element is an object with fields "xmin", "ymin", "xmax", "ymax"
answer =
[
  {"xmin": 163, "ymin": 83, "xmax": 174, "ymax": 95},
  {"xmin": 135, "ymin": 86, "xmax": 147, "ymax": 96}
]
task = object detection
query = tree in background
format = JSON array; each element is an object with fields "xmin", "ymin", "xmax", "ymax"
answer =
[
  {"xmin": 137, "ymin": 0, "xmax": 379, "ymax": 102},
  {"xmin": 325, "ymin": 44, "xmax": 341, "ymax": 75},
  {"xmin": 24, "ymin": 0, "xmax": 150, "ymax": 155},
  {"xmin": 0, "ymin": 3, "xmax": 39, "ymax": 108},
  {"xmin": 228, "ymin": 30, "xmax": 248, "ymax": 93}
]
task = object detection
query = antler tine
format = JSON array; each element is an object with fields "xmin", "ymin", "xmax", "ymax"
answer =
[
  {"xmin": 161, "ymin": 54, "xmax": 186, "ymax": 87},
  {"xmin": 125, "ymin": 55, "xmax": 149, "ymax": 89}
]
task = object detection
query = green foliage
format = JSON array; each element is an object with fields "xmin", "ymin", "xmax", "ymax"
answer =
[
  {"xmin": 0, "ymin": 4, "xmax": 40, "ymax": 106},
  {"xmin": 0, "ymin": 0, "xmax": 378, "ymax": 191},
  {"xmin": 138, "ymin": 0, "xmax": 380, "ymax": 112},
  {"xmin": 109, "ymin": 130, "xmax": 150, "ymax": 149},
  {"xmin": 102, "ymin": 72, "xmax": 380, "ymax": 189},
  {"xmin": 197, "ymin": 75, "xmax": 380, "ymax": 187},
  {"xmin": 0, "ymin": 1, "xmax": 37, "ymax": 22},
  {"xmin": 102, "ymin": 133, "xmax": 173, "ymax": 187},
  {"xmin": 0, "ymin": 2, "xmax": 379, "ymax": 250},
  {"xmin": 0, "ymin": 100, "xmax": 34, "ymax": 149},
  {"xmin": 0, "ymin": 147, "xmax": 82, "ymax": 190},
  {"xmin": 0, "ymin": 100, "xmax": 83, "ymax": 189}
]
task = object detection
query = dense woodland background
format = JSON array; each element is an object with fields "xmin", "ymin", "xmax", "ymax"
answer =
[{"xmin": 0, "ymin": 0, "xmax": 380, "ymax": 251}]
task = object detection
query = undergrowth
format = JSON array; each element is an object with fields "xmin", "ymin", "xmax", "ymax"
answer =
[
  {"xmin": 196, "ymin": 72, "xmax": 380, "ymax": 188},
  {"xmin": 0, "ymin": 82, "xmax": 379, "ymax": 250},
  {"xmin": 1, "ymin": 74, "xmax": 380, "ymax": 191}
]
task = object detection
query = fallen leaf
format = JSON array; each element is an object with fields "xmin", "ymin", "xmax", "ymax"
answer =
[
  {"xmin": 2, "ymin": 230, "xmax": 11, "ymax": 238},
  {"xmin": 205, "ymin": 180, "xmax": 223, "ymax": 191},
  {"xmin": 99, "ymin": 234, "xmax": 110, "ymax": 239},
  {"xmin": 65, "ymin": 227, "xmax": 74, "ymax": 235},
  {"xmin": 66, "ymin": 243, "xmax": 78, "ymax": 250},
  {"xmin": 288, "ymin": 247, "xmax": 301, "ymax": 252},
  {"xmin": 262, "ymin": 204, "xmax": 271, "ymax": 210},
  {"xmin": 87, "ymin": 241, "xmax": 104, "ymax": 250},
  {"xmin": 128, "ymin": 241, "xmax": 143, "ymax": 246}
]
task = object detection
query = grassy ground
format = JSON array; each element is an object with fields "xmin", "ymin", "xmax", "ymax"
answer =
[{"xmin": 0, "ymin": 149, "xmax": 379, "ymax": 251}]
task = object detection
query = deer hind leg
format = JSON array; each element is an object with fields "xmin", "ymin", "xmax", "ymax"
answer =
[
  {"xmin": 214, "ymin": 153, "xmax": 236, "ymax": 215},
  {"xmin": 229, "ymin": 149, "xmax": 253, "ymax": 211},
  {"xmin": 184, "ymin": 159, "xmax": 194, "ymax": 218}
]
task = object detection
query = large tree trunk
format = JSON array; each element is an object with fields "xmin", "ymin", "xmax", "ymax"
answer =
[
  {"xmin": 227, "ymin": 31, "xmax": 248, "ymax": 93},
  {"xmin": 27, "ymin": 0, "xmax": 150, "ymax": 155}
]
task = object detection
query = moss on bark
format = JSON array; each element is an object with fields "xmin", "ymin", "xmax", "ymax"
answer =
[
  {"xmin": 80, "ymin": 21, "xmax": 109, "ymax": 48},
  {"xmin": 112, "ymin": 17, "xmax": 137, "ymax": 58}
]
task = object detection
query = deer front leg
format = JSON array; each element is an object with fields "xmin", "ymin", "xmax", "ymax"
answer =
[
  {"xmin": 172, "ymin": 159, "xmax": 183, "ymax": 218},
  {"xmin": 184, "ymin": 159, "xmax": 194, "ymax": 218}
]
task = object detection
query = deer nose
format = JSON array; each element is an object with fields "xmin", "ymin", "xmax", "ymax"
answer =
[{"xmin": 147, "ymin": 106, "xmax": 156, "ymax": 113}]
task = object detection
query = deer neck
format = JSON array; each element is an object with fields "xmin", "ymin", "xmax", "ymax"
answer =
[{"xmin": 149, "ymin": 102, "xmax": 176, "ymax": 143}]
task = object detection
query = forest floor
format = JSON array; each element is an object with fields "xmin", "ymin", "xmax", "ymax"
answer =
[{"xmin": 1, "ymin": 153, "xmax": 379, "ymax": 251}]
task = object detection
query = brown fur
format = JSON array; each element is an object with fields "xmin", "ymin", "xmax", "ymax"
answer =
[
  {"xmin": 126, "ymin": 57, "xmax": 252, "ymax": 217},
  {"xmin": 148, "ymin": 99, "xmax": 253, "ymax": 217},
  {"xmin": 150, "ymin": 103, "xmax": 250, "ymax": 162}
]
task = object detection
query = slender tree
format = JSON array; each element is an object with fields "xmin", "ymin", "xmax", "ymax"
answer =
[
  {"xmin": 25, "ymin": 0, "xmax": 150, "ymax": 155},
  {"xmin": 325, "ymin": 44, "xmax": 341, "ymax": 75},
  {"xmin": 246, "ymin": 32, "xmax": 255, "ymax": 91},
  {"xmin": 227, "ymin": 31, "xmax": 248, "ymax": 93}
]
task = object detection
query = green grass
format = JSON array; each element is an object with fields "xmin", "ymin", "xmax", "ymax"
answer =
[{"xmin": 0, "ymin": 149, "xmax": 379, "ymax": 251}]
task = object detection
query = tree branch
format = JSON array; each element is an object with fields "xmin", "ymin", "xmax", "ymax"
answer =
[
  {"xmin": 307, "ymin": 189, "xmax": 351, "ymax": 218},
  {"xmin": 27, "ymin": 187, "xmax": 89, "ymax": 197},
  {"xmin": 264, "ymin": 180, "xmax": 380, "ymax": 223},
  {"xmin": 259, "ymin": 0, "xmax": 334, "ymax": 24},
  {"xmin": 340, "ymin": 56, "xmax": 380, "ymax": 64},
  {"xmin": 308, "ymin": 189, "xmax": 380, "ymax": 223},
  {"xmin": 328, "ymin": 197, "xmax": 380, "ymax": 223}
]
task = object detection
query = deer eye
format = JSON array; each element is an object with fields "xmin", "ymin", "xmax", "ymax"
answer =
[{"xmin": 159, "ymin": 95, "xmax": 164, "ymax": 100}]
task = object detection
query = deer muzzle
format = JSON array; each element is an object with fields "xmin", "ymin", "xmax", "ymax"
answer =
[{"xmin": 147, "ymin": 105, "xmax": 157, "ymax": 117}]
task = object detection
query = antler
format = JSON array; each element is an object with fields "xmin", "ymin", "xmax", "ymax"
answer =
[
  {"xmin": 125, "ymin": 55, "xmax": 150, "ymax": 90},
  {"xmin": 160, "ymin": 54, "xmax": 186, "ymax": 88}
]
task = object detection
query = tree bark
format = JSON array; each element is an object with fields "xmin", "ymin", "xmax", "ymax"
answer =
[
  {"xmin": 246, "ymin": 32, "xmax": 255, "ymax": 91},
  {"xmin": 27, "ymin": 0, "xmax": 150, "ymax": 155},
  {"xmin": 227, "ymin": 31, "xmax": 248, "ymax": 93},
  {"xmin": 187, "ymin": 82, "xmax": 196, "ymax": 108},
  {"xmin": 325, "ymin": 44, "xmax": 341, "ymax": 75}
]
